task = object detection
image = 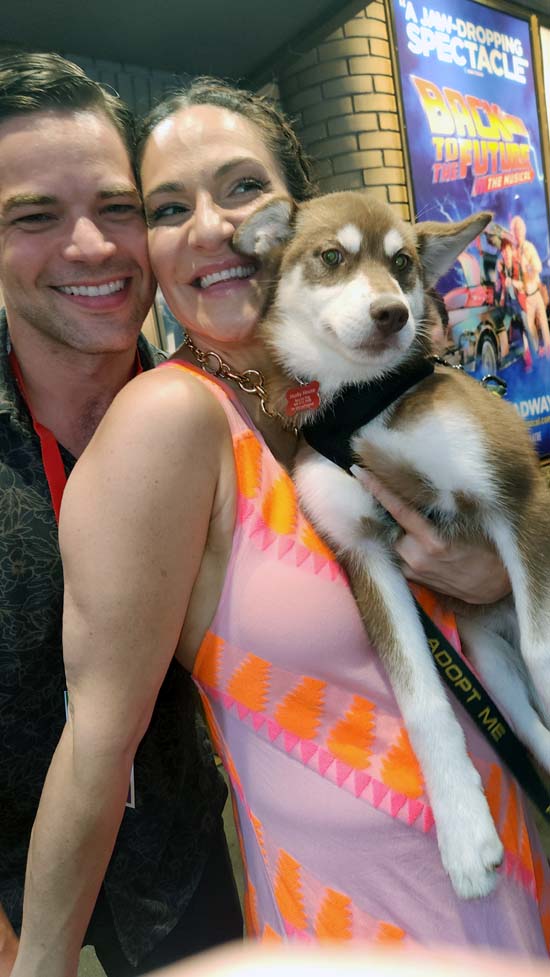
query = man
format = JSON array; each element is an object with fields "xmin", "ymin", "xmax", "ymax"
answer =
[
  {"xmin": 511, "ymin": 214, "xmax": 550, "ymax": 358},
  {"xmin": 0, "ymin": 52, "xmax": 242, "ymax": 977}
]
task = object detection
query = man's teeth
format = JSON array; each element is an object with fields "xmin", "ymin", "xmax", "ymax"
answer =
[
  {"xmin": 199, "ymin": 265, "xmax": 255, "ymax": 289},
  {"xmin": 58, "ymin": 279, "xmax": 126, "ymax": 297}
]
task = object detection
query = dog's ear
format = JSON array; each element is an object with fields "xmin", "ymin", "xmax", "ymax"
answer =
[
  {"xmin": 415, "ymin": 212, "xmax": 492, "ymax": 286},
  {"xmin": 233, "ymin": 196, "xmax": 296, "ymax": 258}
]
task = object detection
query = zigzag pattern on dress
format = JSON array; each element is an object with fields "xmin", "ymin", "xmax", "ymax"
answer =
[
  {"xmin": 234, "ymin": 429, "xmax": 346, "ymax": 582},
  {"xmin": 195, "ymin": 645, "xmax": 541, "ymax": 899},
  {"xmin": 167, "ymin": 361, "xmax": 550, "ymax": 947}
]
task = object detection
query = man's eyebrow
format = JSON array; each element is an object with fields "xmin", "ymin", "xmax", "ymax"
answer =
[
  {"xmin": 98, "ymin": 186, "xmax": 141, "ymax": 200},
  {"xmin": 2, "ymin": 187, "xmax": 140, "ymax": 214},
  {"xmin": 3, "ymin": 193, "xmax": 57, "ymax": 213}
]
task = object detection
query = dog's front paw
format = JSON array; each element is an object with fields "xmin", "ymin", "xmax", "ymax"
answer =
[{"xmin": 436, "ymin": 791, "xmax": 504, "ymax": 899}]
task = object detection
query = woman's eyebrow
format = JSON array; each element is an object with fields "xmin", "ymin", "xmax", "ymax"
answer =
[
  {"xmin": 216, "ymin": 156, "xmax": 264, "ymax": 179},
  {"xmin": 144, "ymin": 181, "xmax": 186, "ymax": 204},
  {"xmin": 144, "ymin": 158, "xmax": 264, "ymax": 205}
]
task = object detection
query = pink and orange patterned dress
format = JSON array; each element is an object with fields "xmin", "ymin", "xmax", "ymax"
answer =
[{"xmin": 169, "ymin": 360, "xmax": 550, "ymax": 955}]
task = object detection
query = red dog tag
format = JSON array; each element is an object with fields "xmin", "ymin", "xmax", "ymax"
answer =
[{"xmin": 285, "ymin": 381, "xmax": 320, "ymax": 416}]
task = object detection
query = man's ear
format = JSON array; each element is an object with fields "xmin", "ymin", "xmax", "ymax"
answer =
[
  {"xmin": 415, "ymin": 211, "xmax": 492, "ymax": 286},
  {"xmin": 233, "ymin": 196, "xmax": 296, "ymax": 258}
]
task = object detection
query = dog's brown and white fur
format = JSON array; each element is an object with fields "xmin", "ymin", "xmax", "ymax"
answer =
[{"xmin": 234, "ymin": 191, "xmax": 550, "ymax": 900}]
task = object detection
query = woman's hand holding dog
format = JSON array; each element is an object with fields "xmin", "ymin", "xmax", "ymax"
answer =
[{"xmin": 352, "ymin": 469, "xmax": 511, "ymax": 605}]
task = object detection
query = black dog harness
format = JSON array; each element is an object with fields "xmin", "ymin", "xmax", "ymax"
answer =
[{"xmin": 301, "ymin": 357, "xmax": 435, "ymax": 471}]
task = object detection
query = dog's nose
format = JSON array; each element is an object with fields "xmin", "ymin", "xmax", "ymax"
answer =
[{"xmin": 370, "ymin": 300, "xmax": 409, "ymax": 335}]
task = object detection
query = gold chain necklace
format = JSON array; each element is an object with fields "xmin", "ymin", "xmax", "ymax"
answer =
[{"xmin": 182, "ymin": 333, "xmax": 278, "ymax": 418}]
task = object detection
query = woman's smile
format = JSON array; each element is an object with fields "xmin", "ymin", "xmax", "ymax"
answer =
[
  {"xmin": 141, "ymin": 103, "xmax": 287, "ymax": 349},
  {"xmin": 190, "ymin": 259, "xmax": 257, "ymax": 292}
]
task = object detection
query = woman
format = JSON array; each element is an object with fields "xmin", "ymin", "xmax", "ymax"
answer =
[{"xmin": 60, "ymin": 79, "xmax": 549, "ymax": 952}]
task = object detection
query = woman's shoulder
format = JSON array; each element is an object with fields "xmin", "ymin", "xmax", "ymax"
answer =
[
  {"xmin": 64, "ymin": 360, "xmax": 235, "ymax": 533},
  {"xmin": 101, "ymin": 360, "xmax": 231, "ymax": 450}
]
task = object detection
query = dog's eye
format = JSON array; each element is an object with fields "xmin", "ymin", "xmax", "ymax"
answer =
[
  {"xmin": 392, "ymin": 252, "xmax": 411, "ymax": 271},
  {"xmin": 321, "ymin": 249, "xmax": 343, "ymax": 267}
]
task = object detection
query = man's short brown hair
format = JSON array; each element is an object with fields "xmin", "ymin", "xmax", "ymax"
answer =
[{"xmin": 0, "ymin": 51, "xmax": 135, "ymax": 156}]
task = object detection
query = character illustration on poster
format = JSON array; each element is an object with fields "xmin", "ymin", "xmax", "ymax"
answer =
[{"xmin": 392, "ymin": 0, "xmax": 550, "ymax": 456}]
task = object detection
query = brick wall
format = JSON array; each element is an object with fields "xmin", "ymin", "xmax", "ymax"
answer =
[{"xmin": 278, "ymin": 1, "xmax": 411, "ymax": 219}]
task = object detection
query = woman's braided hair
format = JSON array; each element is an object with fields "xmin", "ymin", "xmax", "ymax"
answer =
[{"xmin": 135, "ymin": 76, "xmax": 317, "ymax": 202}]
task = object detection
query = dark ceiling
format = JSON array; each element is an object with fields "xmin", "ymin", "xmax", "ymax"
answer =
[
  {"xmin": 0, "ymin": 0, "xmax": 550, "ymax": 82},
  {"xmin": 2, "ymin": 0, "xmax": 548, "ymax": 85},
  {"xmin": 1, "ymin": 0, "xmax": 367, "ymax": 84}
]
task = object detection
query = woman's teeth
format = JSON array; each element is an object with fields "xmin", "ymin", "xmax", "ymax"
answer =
[
  {"xmin": 198, "ymin": 265, "xmax": 255, "ymax": 289},
  {"xmin": 58, "ymin": 279, "xmax": 126, "ymax": 297}
]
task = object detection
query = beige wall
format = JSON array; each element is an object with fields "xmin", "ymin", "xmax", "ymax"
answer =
[
  {"xmin": 141, "ymin": 306, "xmax": 161, "ymax": 348},
  {"xmin": 278, "ymin": 0, "xmax": 411, "ymax": 219}
]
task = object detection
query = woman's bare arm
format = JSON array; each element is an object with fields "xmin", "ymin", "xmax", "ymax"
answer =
[{"xmin": 12, "ymin": 371, "xmax": 229, "ymax": 977}]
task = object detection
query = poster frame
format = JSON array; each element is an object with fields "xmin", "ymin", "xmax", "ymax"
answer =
[
  {"xmin": 534, "ymin": 18, "xmax": 550, "ymax": 215},
  {"xmin": 386, "ymin": 0, "xmax": 550, "ymax": 229}
]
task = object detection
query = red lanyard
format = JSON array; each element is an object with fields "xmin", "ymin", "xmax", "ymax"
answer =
[{"xmin": 9, "ymin": 348, "xmax": 143, "ymax": 524}]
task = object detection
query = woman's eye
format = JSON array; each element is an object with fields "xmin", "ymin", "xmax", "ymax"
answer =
[
  {"xmin": 321, "ymin": 248, "xmax": 344, "ymax": 268},
  {"xmin": 231, "ymin": 177, "xmax": 267, "ymax": 196},
  {"xmin": 147, "ymin": 203, "xmax": 188, "ymax": 224},
  {"xmin": 392, "ymin": 252, "xmax": 411, "ymax": 271}
]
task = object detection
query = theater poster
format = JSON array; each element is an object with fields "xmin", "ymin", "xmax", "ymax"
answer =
[{"xmin": 391, "ymin": 0, "xmax": 550, "ymax": 456}]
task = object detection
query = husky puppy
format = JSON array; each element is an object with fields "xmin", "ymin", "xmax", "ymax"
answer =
[{"xmin": 234, "ymin": 191, "xmax": 550, "ymax": 900}]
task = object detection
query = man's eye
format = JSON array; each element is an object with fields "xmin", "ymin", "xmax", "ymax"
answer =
[
  {"xmin": 231, "ymin": 177, "xmax": 267, "ymax": 196},
  {"xmin": 13, "ymin": 212, "xmax": 55, "ymax": 225},
  {"xmin": 105, "ymin": 204, "xmax": 141, "ymax": 216},
  {"xmin": 147, "ymin": 203, "xmax": 188, "ymax": 224}
]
